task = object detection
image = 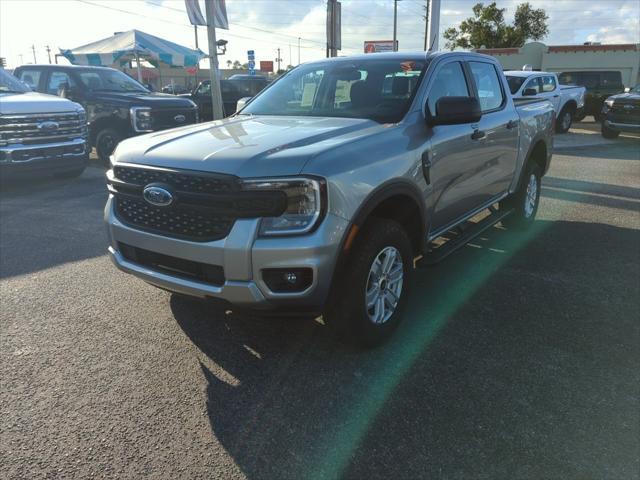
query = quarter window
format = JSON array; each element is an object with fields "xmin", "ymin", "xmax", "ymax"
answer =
[
  {"xmin": 426, "ymin": 62, "xmax": 469, "ymax": 116},
  {"xmin": 469, "ymin": 61, "xmax": 505, "ymax": 111}
]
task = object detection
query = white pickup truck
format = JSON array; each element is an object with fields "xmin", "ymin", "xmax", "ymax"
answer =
[{"xmin": 505, "ymin": 71, "xmax": 586, "ymax": 133}]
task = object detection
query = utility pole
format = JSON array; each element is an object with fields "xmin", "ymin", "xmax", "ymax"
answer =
[
  {"xmin": 46, "ymin": 45, "xmax": 52, "ymax": 64},
  {"xmin": 276, "ymin": 48, "xmax": 282, "ymax": 73},
  {"xmin": 31, "ymin": 44, "xmax": 37, "ymax": 63},
  {"xmin": 204, "ymin": 0, "xmax": 224, "ymax": 120},
  {"xmin": 326, "ymin": 0, "xmax": 339, "ymax": 58},
  {"xmin": 194, "ymin": 25, "xmax": 199, "ymax": 85},
  {"xmin": 423, "ymin": 0, "xmax": 430, "ymax": 51},
  {"xmin": 393, "ymin": 0, "xmax": 399, "ymax": 52},
  {"xmin": 298, "ymin": 37, "xmax": 301, "ymax": 65},
  {"xmin": 289, "ymin": 44, "xmax": 292, "ymax": 68}
]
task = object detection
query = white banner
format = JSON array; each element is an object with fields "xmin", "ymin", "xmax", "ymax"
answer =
[{"xmin": 185, "ymin": 0, "xmax": 228, "ymax": 30}]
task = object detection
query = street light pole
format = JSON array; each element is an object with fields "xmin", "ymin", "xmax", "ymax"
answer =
[{"xmin": 204, "ymin": 0, "xmax": 224, "ymax": 120}]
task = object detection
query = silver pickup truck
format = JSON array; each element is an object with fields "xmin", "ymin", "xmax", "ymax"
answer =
[
  {"xmin": 0, "ymin": 69, "xmax": 88, "ymax": 178},
  {"xmin": 105, "ymin": 52, "xmax": 554, "ymax": 346}
]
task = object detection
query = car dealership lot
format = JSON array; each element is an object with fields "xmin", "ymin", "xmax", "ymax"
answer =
[{"xmin": 1, "ymin": 138, "xmax": 639, "ymax": 479}]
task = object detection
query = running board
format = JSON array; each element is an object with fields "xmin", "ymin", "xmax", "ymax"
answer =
[{"xmin": 417, "ymin": 207, "xmax": 514, "ymax": 267}]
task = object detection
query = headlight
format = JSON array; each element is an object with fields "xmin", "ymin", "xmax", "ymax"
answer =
[
  {"xmin": 130, "ymin": 107, "xmax": 153, "ymax": 132},
  {"xmin": 604, "ymin": 99, "xmax": 615, "ymax": 108},
  {"xmin": 241, "ymin": 177, "xmax": 326, "ymax": 236}
]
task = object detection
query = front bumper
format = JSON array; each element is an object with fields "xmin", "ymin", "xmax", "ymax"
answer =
[
  {"xmin": 603, "ymin": 119, "xmax": 640, "ymax": 133},
  {"xmin": 105, "ymin": 195, "xmax": 349, "ymax": 311},
  {"xmin": 0, "ymin": 138, "xmax": 87, "ymax": 176}
]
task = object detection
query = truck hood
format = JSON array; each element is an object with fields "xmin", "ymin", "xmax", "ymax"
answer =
[
  {"xmin": 0, "ymin": 92, "xmax": 82, "ymax": 115},
  {"xmin": 607, "ymin": 92, "xmax": 640, "ymax": 104},
  {"xmin": 113, "ymin": 115, "xmax": 387, "ymax": 177},
  {"xmin": 92, "ymin": 91, "xmax": 195, "ymax": 109}
]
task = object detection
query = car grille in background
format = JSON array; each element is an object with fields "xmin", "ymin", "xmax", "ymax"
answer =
[
  {"xmin": 109, "ymin": 165, "xmax": 286, "ymax": 242},
  {"xmin": 119, "ymin": 242, "xmax": 225, "ymax": 286},
  {"xmin": 0, "ymin": 111, "xmax": 87, "ymax": 145},
  {"xmin": 152, "ymin": 107, "xmax": 198, "ymax": 130},
  {"xmin": 609, "ymin": 103, "xmax": 640, "ymax": 124}
]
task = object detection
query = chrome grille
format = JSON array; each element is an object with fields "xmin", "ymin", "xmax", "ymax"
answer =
[{"xmin": 0, "ymin": 111, "xmax": 87, "ymax": 146}]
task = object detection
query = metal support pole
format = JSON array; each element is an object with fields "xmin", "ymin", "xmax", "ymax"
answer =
[
  {"xmin": 194, "ymin": 25, "xmax": 199, "ymax": 86},
  {"xmin": 204, "ymin": 0, "xmax": 224, "ymax": 120},
  {"xmin": 46, "ymin": 45, "xmax": 52, "ymax": 64},
  {"xmin": 393, "ymin": 0, "xmax": 398, "ymax": 52},
  {"xmin": 31, "ymin": 45, "xmax": 37, "ymax": 64},
  {"xmin": 423, "ymin": 0, "xmax": 430, "ymax": 51},
  {"xmin": 298, "ymin": 37, "xmax": 301, "ymax": 65},
  {"xmin": 427, "ymin": 0, "xmax": 441, "ymax": 52},
  {"xmin": 135, "ymin": 52, "xmax": 143, "ymax": 83}
]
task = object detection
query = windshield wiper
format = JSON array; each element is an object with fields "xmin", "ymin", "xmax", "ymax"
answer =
[{"xmin": 0, "ymin": 89, "xmax": 27, "ymax": 94}]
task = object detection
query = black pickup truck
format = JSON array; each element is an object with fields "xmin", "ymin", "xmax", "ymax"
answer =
[
  {"xmin": 13, "ymin": 65, "xmax": 198, "ymax": 162},
  {"xmin": 184, "ymin": 76, "xmax": 269, "ymax": 120}
]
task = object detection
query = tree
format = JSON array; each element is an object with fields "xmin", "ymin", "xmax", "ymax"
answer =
[
  {"xmin": 226, "ymin": 59, "xmax": 232, "ymax": 68},
  {"xmin": 444, "ymin": 2, "xmax": 548, "ymax": 50}
]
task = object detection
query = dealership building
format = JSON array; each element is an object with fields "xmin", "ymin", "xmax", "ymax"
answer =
[{"xmin": 476, "ymin": 42, "xmax": 640, "ymax": 87}]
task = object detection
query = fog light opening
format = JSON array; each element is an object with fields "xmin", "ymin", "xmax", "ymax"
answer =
[{"xmin": 262, "ymin": 268, "xmax": 313, "ymax": 293}]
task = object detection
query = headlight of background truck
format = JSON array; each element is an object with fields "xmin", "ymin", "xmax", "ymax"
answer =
[
  {"xmin": 130, "ymin": 107, "xmax": 153, "ymax": 132},
  {"xmin": 241, "ymin": 177, "xmax": 326, "ymax": 236}
]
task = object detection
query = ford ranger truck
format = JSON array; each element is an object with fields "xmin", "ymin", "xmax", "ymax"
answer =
[
  {"xmin": 505, "ymin": 70, "xmax": 585, "ymax": 133},
  {"xmin": 105, "ymin": 52, "xmax": 554, "ymax": 346},
  {"xmin": 0, "ymin": 69, "xmax": 88, "ymax": 178}
]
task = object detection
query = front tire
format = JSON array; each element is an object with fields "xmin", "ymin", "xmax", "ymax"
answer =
[
  {"xmin": 555, "ymin": 107, "xmax": 573, "ymax": 134},
  {"xmin": 324, "ymin": 218, "xmax": 414, "ymax": 347},
  {"xmin": 95, "ymin": 128, "xmax": 122, "ymax": 164},
  {"xmin": 601, "ymin": 123, "xmax": 620, "ymax": 139},
  {"xmin": 501, "ymin": 162, "xmax": 542, "ymax": 229}
]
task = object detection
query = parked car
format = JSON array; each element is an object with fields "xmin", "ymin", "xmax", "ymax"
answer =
[
  {"xmin": 558, "ymin": 70, "xmax": 625, "ymax": 121},
  {"xmin": 105, "ymin": 51, "xmax": 555, "ymax": 346},
  {"xmin": 13, "ymin": 65, "xmax": 198, "ymax": 163},
  {"xmin": 505, "ymin": 70, "xmax": 585, "ymax": 133},
  {"xmin": 601, "ymin": 84, "xmax": 640, "ymax": 138},
  {"xmin": 186, "ymin": 77, "xmax": 269, "ymax": 120},
  {"xmin": 161, "ymin": 84, "xmax": 190, "ymax": 95},
  {"xmin": 0, "ymin": 68, "xmax": 88, "ymax": 178}
]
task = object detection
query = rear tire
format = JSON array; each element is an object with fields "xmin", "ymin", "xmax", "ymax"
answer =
[
  {"xmin": 555, "ymin": 107, "xmax": 573, "ymax": 134},
  {"xmin": 95, "ymin": 128, "xmax": 122, "ymax": 165},
  {"xmin": 324, "ymin": 218, "xmax": 413, "ymax": 348},
  {"xmin": 601, "ymin": 123, "xmax": 620, "ymax": 139},
  {"xmin": 501, "ymin": 162, "xmax": 542, "ymax": 229}
]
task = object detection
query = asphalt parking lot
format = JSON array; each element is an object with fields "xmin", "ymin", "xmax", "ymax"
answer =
[{"xmin": 1, "ymin": 131, "xmax": 639, "ymax": 479}]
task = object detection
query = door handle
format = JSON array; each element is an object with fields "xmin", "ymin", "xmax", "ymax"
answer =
[
  {"xmin": 421, "ymin": 151, "xmax": 432, "ymax": 185},
  {"xmin": 553, "ymin": 94, "xmax": 559, "ymax": 98},
  {"xmin": 506, "ymin": 120, "xmax": 519, "ymax": 130},
  {"xmin": 471, "ymin": 129, "xmax": 486, "ymax": 140}
]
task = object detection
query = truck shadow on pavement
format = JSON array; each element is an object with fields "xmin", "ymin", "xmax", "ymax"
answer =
[
  {"xmin": 0, "ymin": 168, "xmax": 108, "ymax": 279},
  {"xmin": 171, "ymin": 220, "xmax": 640, "ymax": 480}
]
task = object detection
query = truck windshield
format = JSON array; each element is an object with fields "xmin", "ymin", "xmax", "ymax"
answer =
[
  {"xmin": 506, "ymin": 76, "xmax": 526, "ymax": 94},
  {"xmin": 242, "ymin": 59, "xmax": 427, "ymax": 123},
  {"xmin": 76, "ymin": 68, "xmax": 148, "ymax": 93},
  {"xmin": 0, "ymin": 69, "xmax": 29, "ymax": 93}
]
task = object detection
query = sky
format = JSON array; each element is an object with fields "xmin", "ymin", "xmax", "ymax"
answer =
[{"xmin": 1, "ymin": 0, "xmax": 639, "ymax": 69}]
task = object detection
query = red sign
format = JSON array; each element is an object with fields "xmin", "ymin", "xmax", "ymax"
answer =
[
  {"xmin": 260, "ymin": 61, "xmax": 274, "ymax": 72},
  {"xmin": 364, "ymin": 40, "xmax": 398, "ymax": 53}
]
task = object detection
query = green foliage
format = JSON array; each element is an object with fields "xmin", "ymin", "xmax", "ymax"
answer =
[{"xmin": 444, "ymin": 2, "xmax": 548, "ymax": 50}]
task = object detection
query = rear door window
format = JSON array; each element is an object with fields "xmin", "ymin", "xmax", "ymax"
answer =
[
  {"xmin": 469, "ymin": 61, "xmax": 505, "ymax": 111},
  {"xmin": 16, "ymin": 69, "xmax": 41, "ymax": 91},
  {"xmin": 541, "ymin": 75, "xmax": 556, "ymax": 92},
  {"xmin": 600, "ymin": 71, "xmax": 623, "ymax": 88},
  {"xmin": 524, "ymin": 77, "xmax": 542, "ymax": 94}
]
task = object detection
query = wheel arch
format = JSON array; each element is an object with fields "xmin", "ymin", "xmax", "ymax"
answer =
[{"xmin": 89, "ymin": 116, "xmax": 129, "ymax": 147}]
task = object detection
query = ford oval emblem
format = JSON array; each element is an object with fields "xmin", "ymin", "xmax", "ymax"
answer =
[
  {"xmin": 143, "ymin": 185, "xmax": 174, "ymax": 207},
  {"xmin": 38, "ymin": 121, "xmax": 59, "ymax": 131},
  {"xmin": 174, "ymin": 114, "xmax": 186, "ymax": 123}
]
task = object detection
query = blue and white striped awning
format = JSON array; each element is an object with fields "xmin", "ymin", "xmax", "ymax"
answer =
[{"xmin": 60, "ymin": 29, "xmax": 205, "ymax": 67}]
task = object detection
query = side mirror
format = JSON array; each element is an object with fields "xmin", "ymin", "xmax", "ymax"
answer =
[
  {"xmin": 429, "ymin": 96, "xmax": 482, "ymax": 126},
  {"xmin": 523, "ymin": 88, "xmax": 537, "ymax": 96},
  {"xmin": 236, "ymin": 96, "xmax": 252, "ymax": 112}
]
